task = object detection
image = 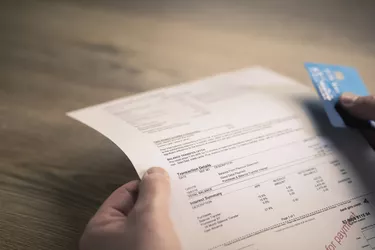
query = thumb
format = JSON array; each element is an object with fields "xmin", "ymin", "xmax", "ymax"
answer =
[
  {"xmin": 340, "ymin": 93, "xmax": 375, "ymax": 120},
  {"xmin": 135, "ymin": 167, "xmax": 171, "ymax": 214}
]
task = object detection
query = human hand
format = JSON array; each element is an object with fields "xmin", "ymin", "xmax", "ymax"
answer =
[
  {"xmin": 340, "ymin": 93, "xmax": 375, "ymax": 149},
  {"xmin": 79, "ymin": 167, "xmax": 181, "ymax": 250}
]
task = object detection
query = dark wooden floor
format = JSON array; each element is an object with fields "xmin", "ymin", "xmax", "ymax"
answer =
[{"xmin": 1, "ymin": 0, "xmax": 374, "ymax": 249}]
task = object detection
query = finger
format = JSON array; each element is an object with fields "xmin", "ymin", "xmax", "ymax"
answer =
[
  {"xmin": 340, "ymin": 93, "xmax": 375, "ymax": 120},
  {"xmin": 98, "ymin": 180, "xmax": 139, "ymax": 216},
  {"xmin": 136, "ymin": 167, "xmax": 170, "ymax": 214}
]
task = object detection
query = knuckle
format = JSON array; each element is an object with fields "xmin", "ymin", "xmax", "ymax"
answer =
[
  {"xmin": 359, "ymin": 96, "xmax": 375, "ymax": 105},
  {"xmin": 134, "ymin": 201, "xmax": 154, "ymax": 217},
  {"xmin": 143, "ymin": 173, "xmax": 169, "ymax": 188}
]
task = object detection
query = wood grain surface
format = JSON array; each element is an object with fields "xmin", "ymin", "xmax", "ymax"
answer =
[{"xmin": 0, "ymin": 0, "xmax": 374, "ymax": 249}]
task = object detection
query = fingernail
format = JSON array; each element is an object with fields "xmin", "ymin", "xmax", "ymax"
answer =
[
  {"xmin": 144, "ymin": 167, "xmax": 170, "ymax": 180},
  {"xmin": 340, "ymin": 93, "xmax": 359, "ymax": 107}
]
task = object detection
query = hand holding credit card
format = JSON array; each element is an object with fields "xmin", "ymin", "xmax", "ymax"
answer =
[{"xmin": 305, "ymin": 62, "xmax": 374, "ymax": 129}]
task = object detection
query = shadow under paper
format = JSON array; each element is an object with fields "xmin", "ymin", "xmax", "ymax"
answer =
[{"xmin": 297, "ymin": 97, "xmax": 375, "ymax": 194}]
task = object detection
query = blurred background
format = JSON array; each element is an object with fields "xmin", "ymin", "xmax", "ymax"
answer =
[{"xmin": 1, "ymin": 0, "xmax": 374, "ymax": 249}]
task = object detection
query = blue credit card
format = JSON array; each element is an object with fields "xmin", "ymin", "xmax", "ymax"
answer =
[{"xmin": 304, "ymin": 62, "xmax": 369, "ymax": 128}]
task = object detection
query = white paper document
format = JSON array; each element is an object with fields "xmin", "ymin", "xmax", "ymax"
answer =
[{"xmin": 69, "ymin": 67, "xmax": 375, "ymax": 250}]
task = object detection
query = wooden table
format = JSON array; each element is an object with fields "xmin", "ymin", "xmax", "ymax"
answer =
[{"xmin": 1, "ymin": 0, "xmax": 374, "ymax": 249}]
